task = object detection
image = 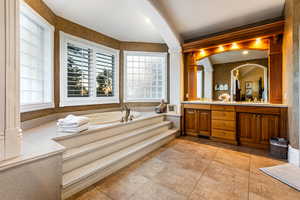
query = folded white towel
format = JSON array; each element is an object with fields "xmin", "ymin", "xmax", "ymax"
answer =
[
  {"xmin": 58, "ymin": 123, "xmax": 89, "ymax": 133},
  {"xmin": 57, "ymin": 121, "xmax": 89, "ymax": 129},
  {"xmin": 57, "ymin": 115, "xmax": 89, "ymax": 127}
]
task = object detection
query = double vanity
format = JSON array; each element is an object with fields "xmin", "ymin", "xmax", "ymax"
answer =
[
  {"xmin": 181, "ymin": 101, "xmax": 287, "ymax": 149},
  {"xmin": 181, "ymin": 21, "xmax": 287, "ymax": 149}
]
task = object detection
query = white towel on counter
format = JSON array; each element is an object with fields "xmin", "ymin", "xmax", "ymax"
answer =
[
  {"xmin": 58, "ymin": 123, "xmax": 89, "ymax": 133},
  {"xmin": 57, "ymin": 115, "xmax": 89, "ymax": 127}
]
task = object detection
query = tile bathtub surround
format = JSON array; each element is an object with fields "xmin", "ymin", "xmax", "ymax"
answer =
[{"xmin": 67, "ymin": 137, "xmax": 300, "ymax": 200}]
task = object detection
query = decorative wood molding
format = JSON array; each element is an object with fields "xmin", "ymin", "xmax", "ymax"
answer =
[
  {"xmin": 183, "ymin": 20, "xmax": 284, "ymax": 52},
  {"xmin": 269, "ymin": 35, "xmax": 283, "ymax": 104},
  {"xmin": 193, "ymin": 38, "xmax": 270, "ymax": 61}
]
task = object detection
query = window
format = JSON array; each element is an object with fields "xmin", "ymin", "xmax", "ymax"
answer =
[
  {"xmin": 124, "ymin": 51, "xmax": 167, "ymax": 102},
  {"xmin": 20, "ymin": 2, "xmax": 54, "ymax": 112},
  {"xmin": 60, "ymin": 32, "xmax": 119, "ymax": 107}
]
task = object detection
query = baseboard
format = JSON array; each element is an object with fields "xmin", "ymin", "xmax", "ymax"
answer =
[{"xmin": 288, "ymin": 145, "xmax": 300, "ymax": 167}]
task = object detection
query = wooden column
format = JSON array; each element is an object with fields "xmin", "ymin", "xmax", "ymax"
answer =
[
  {"xmin": 184, "ymin": 53, "xmax": 198, "ymax": 100},
  {"xmin": 269, "ymin": 35, "xmax": 283, "ymax": 104}
]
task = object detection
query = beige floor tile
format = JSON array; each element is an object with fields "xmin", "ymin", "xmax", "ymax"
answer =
[
  {"xmin": 213, "ymin": 149, "xmax": 250, "ymax": 171},
  {"xmin": 97, "ymin": 172, "xmax": 149, "ymax": 200},
  {"xmin": 129, "ymin": 180, "xmax": 187, "ymax": 200},
  {"xmin": 132, "ymin": 157, "xmax": 167, "ymax": 178},
  {"xmin": 152, "ymin": 165, "xmax": 202, "ymax": 196},
  {"xmin": 250, "ymin": 154, "xmax": 286, "ymax": 174},
  {"xmin": 189, "ymin": 175, "xmax": 248, "ymax": 200},
  {"xmin": 68, "ymin": 186, "xmax": 112, "ymax": 200},
  {"xmin": 168, "ymin": 141, "xmax": 218, "ymax": 160},
  {"xmin": 67, "ymin": 138, "xmax": 299, "ymax": 200},
  {"xmin": 249, "ymin": 171, "xmax": 300, "ymax": 200},
  {"xmin": 157, "ymin": 148, "xmax": 211, "ymax": 172},
  {"xmin": 189, "ymin": 161, "xmax": 249, "ymax": 200}
]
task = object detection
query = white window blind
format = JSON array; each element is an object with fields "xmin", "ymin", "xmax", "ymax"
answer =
[
  {"xmin": 124, "ymin": 51, "xmax": 167, "ymax": 102},
  {"xmin": 67, "ymin": 43, "xmax": 92, "ymax": 97},
  {"xmin": 60, "ymin": 32, "xmax": 119, "ymax": 107},
  {"xmin": 20, "ymin": 2, "xmax": 54, "ymax": 112},
  {"xmin": 95, "ymin": 52, "xmax": 115, "ymax": 97}
]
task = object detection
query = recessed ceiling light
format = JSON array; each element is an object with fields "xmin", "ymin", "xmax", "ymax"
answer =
[
  {"xmin": 231, "ymin": 43, "xmax": 239, "ymax": 49},
  {"xmin": 218, "ymin": 45, "xmax": 224, "ymax": 51},
  {"xmin": 242, "ymin": 50, "xmax": 249, "ymax": 55},
  {"xmin": 145, "ymin": 17, "xmax": 151, "ymax": 24}
]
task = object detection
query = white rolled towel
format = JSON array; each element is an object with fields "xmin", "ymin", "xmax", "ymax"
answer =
[
  {"xmin": 58, "ymin": 123, "xmax": 89, "ymax": 133},
  {"xmin": 57, "ymin": 115, "xmax": 89, "ymax": 127}
]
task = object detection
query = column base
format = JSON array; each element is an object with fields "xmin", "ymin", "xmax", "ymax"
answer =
[
  {"xmin": 288, "ymin": 145, "xmax": 300, "ymax": 167},
  {"xmin": 4, "ymin": 128, "xmax": 22, "ymax": 160}
]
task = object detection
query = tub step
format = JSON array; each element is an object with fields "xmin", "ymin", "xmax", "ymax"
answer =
[
  {"xmin": 62, "ymin": 121, "xmax": 171, "ymax": 173},
  {"xmin": 63, "ymin": 121, "xmax": 171, "ymax": 160},
  {"xmin": 56, "ymin": 115, "xmax": 165, "ymax": 149},
  {"xmin": 62, "ymin": 129, "xmax": 178, "ymax": 199}
]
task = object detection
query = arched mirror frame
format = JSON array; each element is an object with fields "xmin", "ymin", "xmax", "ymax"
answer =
[{"xmin": 230, "ymin": 63, "xmax": 268, "ymax": 102}]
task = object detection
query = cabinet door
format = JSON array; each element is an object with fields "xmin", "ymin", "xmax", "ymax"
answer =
[
  {"xmin": 198, "ymin": 110, "xmax": 211, "ymax": 136},
  {"xmin": 259, "ymin": 114, "xmax": 280, "ymax": 145},
  {"xmin": 238, "ymin": 113, "xmax": 258, "ymax": 144},
  {"xmin": 184, "ymin": 109, "xmax": 198, "ymax": 133}
]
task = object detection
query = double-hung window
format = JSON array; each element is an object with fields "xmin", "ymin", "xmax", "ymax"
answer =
[
  {"xmin": 124, "ymin": 51, "xmax": 167, "ymax": 102},
  {"xmin": 20, "ymin": 2, "xmax": 54, "ymax": 112},
  {"xmin": 60, "ymin": 32, "xmax": 119, "ymax": 106}
]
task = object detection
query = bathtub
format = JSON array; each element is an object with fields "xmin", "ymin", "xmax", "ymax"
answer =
[{"xmin": 82, "ymin": 111, "xmax": 141, "ymax": 125}]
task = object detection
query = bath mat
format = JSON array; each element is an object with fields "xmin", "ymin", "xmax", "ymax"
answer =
[{"xmin": 260, "ymin": 163, "xmax": 300, "ymax": 191}]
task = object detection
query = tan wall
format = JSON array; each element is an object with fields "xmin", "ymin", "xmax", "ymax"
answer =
[
  {"xmin": 21, "ymin": 0, "xmax": 168, "ymax": 121},
  {"xmin": 240, "ymin": 68, "xmax": 265, "ymax": 99},
  {"xmin": 282, "ymin": 0, "xmax": 300, "ymax": 149},
  {"xmin": 212, "ymin": 59, "xmax": 268, "ymax": 100}
]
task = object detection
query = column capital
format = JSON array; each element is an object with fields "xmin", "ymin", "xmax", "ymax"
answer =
[{"xmin": 168, "ymin": 48, "xmax": 182, "ymax": 54}]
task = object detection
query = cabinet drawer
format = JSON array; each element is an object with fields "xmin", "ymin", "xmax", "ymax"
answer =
[
  {"xmin": 183, "ymin": 104, "xmax": 211, "ymax": 110},
  {"xmin": 212, "ymin": 129, "xmax": 236, "ymax": 140},
  {"xmin": 211, "ymin": 105, "xmax": 235, "ymax": 111},
  {"xmin": 212, "ymin": 111, "xmax": 235, "ymax": 121},
  {"xmin": 212, "ymin": 120, "xmax": 235, "ymax": 131}
]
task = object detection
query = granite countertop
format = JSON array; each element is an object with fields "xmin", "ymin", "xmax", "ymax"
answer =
[{"xmin": 182, "ymin": 101, "xmax": 288, "ymax": 108}]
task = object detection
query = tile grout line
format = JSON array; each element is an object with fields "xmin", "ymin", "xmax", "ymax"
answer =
[
  {"xmin": 186, "ymin": 148, "xmax": 220, "ymax": 200},
  {"xmin": 247, "ymin": 153, "xmax": 252, "ymax": 200}
]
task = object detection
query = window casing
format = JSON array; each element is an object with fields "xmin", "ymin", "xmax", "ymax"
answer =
[
  {"xmin": 20, "ymin": 2, "xmax": 54, "ymax": 112},
  {"xmin": 124, "ymin": 51, "xmax": 167, "ymax": 102},
  {"xmin": 60, "ymin": 32, "xmax": 119, "ymax": 107}
]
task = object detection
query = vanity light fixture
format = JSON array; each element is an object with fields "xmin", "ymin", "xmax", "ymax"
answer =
[
  {"xmin": 231, "ymin": 42, "xmax": 239, "ymax": 49},
  {"xmin": 200, "ymin": 49, "xmax": 206, "ymax": 56},
  {"xmin": 218, "ymin": 45, "xmax": 224, "ymax": 51}
]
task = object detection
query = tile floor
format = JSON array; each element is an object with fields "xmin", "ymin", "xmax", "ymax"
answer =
[{"xmin": 68, "ymin": 136, "xmax": 300, "ymax": 200}]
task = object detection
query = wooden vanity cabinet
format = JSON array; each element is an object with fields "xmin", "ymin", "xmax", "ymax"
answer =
[
  {"xmin": 182, "ymin": 104, "xmax": 211, "ymax": 137},
  {"xmin": 211, "ymin": 105, "xmax": 237, "ymax": 144},
  {"xmin": 184, "ymin": 108, "xmax": 198, "ymax": 134},
  {"xmin": 182, "ymin": 103, "xmax": 287, "ymax": 149},
  {"xmin": 237, "ymin": 106, "xmax": 284, "ymax": 149}
]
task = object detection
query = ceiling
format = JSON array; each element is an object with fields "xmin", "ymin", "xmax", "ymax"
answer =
[
  {"xmin": 43, "ymin": 0, "xmax": 164, "ymax": 43},
  {"xmin": 43, "ymin": 0, "xmax": 285, "ymax": 44},
  {"xmin": 155, "ymin": 0, "xmax": 285, "ymax": 41},
  {"xmin": 209, "ymin": 50, "xmax": 268, "ymax": 64}
]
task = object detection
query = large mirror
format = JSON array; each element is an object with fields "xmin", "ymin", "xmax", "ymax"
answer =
[{"xmin": 196, "ymin": 50, "xmax": 268, "ymax": 102}]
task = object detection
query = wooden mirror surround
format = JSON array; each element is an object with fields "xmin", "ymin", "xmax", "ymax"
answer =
[{"xmin": 183, "ymin": 20, "xmax": 284, "ymax": 104}]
